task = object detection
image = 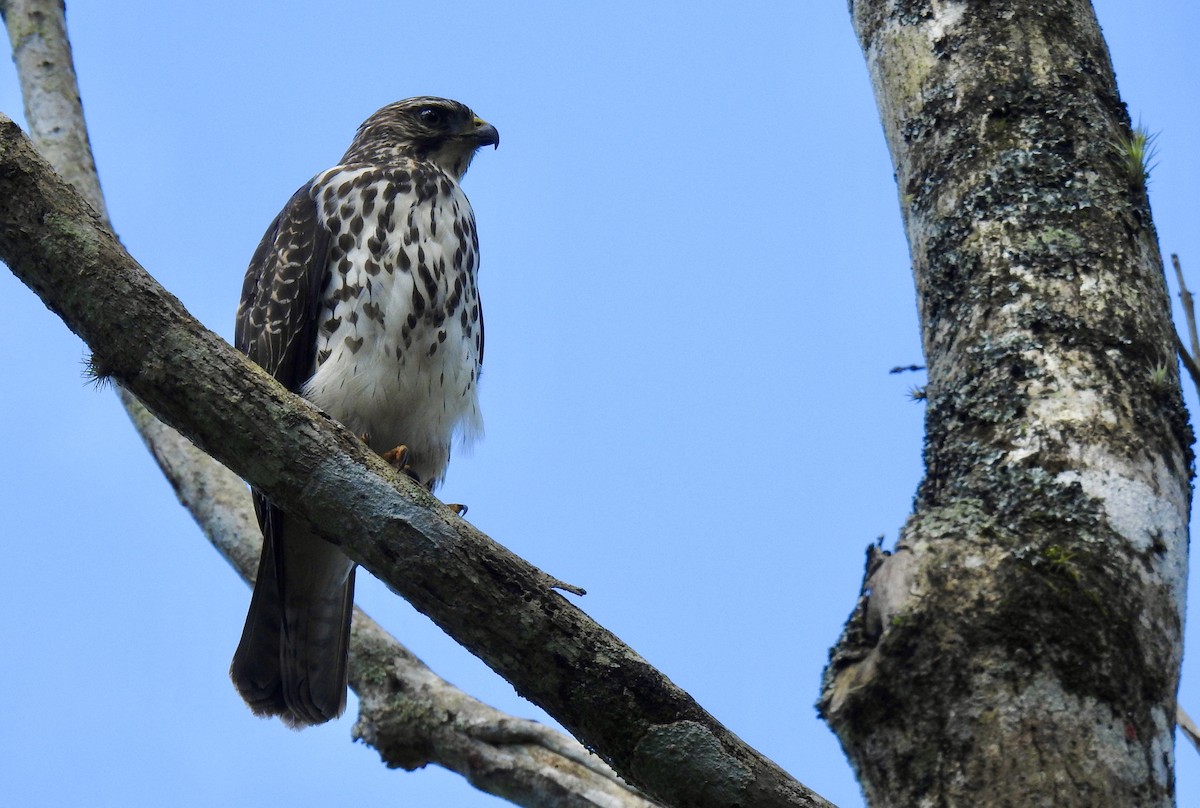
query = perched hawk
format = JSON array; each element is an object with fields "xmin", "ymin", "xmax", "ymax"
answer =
[{"xmin": 231, "ymin": 97, "xmax": 498, "ymax": 726}]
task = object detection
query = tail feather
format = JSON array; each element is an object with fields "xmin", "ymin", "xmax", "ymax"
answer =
[
  {"xmin": 231, "ymin": 500, "xmax": 355, "ymax": 727},
  {"xmin": 230, "ymin": 520, "xmax": 287, "ymax": 716}
]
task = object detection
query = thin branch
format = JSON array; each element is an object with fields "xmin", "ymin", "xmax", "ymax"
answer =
[
  {"xmin": 0, "ymin": 113, "xmax": 830, "ymax": 808},
  {"xmin": 1171, "ymin": 255, "xmax": 1198, "ymax": 357},
  {"xmin": 1179, "ymin": 705, "xmax": 1200, "ymax": 760},
  {"xmin": 1171, "ymin": 253, "xmax": 1200, "ymax": 394},
  {"xmin": 1175, "ymin": 332, "xmax": 1200, "ymax": 394}
]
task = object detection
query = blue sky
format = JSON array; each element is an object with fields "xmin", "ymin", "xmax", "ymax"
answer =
[{"xmin": 0, "ymin": 3, "xmax": 1196, "ymax": 806}]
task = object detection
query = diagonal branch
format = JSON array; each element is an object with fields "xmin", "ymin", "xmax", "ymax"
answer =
[
  {"xmin": 1179, "ymin": 705, "xmax": 1200, "ymax": 759},
  {"xmin": 0, "ymin": 113, "xmax": 829, "ymax": 808},
  {"xmin": 0, "ymin": 2, "xmax": 745, "ymax": 806},
  {"xmin": 133, "ymin": 405, "xmax": 661, "ymax": 808}
]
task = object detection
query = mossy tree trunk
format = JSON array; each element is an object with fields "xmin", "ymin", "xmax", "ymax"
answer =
[{"xmin": 821, "ymin": 2, "xmax": 1191, "ymax": 806}]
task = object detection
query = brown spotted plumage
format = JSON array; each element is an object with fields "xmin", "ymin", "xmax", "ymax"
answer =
[{"xmin": 231, "ymin": 97, "xmax": 498, "ymax": 727}]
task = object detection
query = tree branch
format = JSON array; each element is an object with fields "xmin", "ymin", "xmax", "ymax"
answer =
[
  {"xmin": 0, "ymin": 4, "xmax": 831, "ymax": 806},
  {"xmin": 1171, "ymin": 254, "xmax": 1200, "ymax": 360},
  {"xmin": 0, "ymin": 114, "xmax": 830, "ymax": 808},
  {"xmin": 2, "ymin": 0, "xmax": 106, "ymax": 217},
  {"xmin": 132, "ymin": 406, "xmax": 662, "ymax": 808},
  {"xmin": 1179, "ymin": 705, "xmax": 1200, "ymax": 759},
  {"xmin": 1, "ymin": 2, "xmax": 670, "ymax": 805},
  {"xmin": 1171, "ymin": 253, "xmax": 1200, "ymax": 391}
]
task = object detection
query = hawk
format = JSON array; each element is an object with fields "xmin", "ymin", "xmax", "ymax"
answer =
[{"xmin": 231, "ymin": 97, "xmax": 498, "ymax": 726}]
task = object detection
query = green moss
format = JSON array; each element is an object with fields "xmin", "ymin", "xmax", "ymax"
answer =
[
  {"xmin": 998, "ymin": 538, "xmax": 1171, "ymax": 714},
  {"xmin": 1041, "ymin": 544, "xmax": 1081, "ymax": 584}
]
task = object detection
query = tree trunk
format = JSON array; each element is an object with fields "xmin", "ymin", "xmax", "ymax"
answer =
[{"xmin": 821, "ymin": 2, "xmax": 1191, "ymax": 806}]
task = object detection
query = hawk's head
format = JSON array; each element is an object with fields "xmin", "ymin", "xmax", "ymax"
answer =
[{"xmin": 343, "ymin": 96, "xmax": 499, "ymax": 178}]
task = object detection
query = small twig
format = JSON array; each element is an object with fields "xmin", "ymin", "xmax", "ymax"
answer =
[
  {"xmin": 1174, "ymin": 333, "xmax": 1200, "ymax": 393},
  {"xmin": 1171, "ymin": 333, "xmax": 1200, "ymax": 393},
  {"xmin": 1170, "ymin": 255, "xmax": 1200, "ymax": 395},
  {"xmin": 1171, "ymin": 254, "xmax": 1200, "ymax": 361},
  {"xmin": 540, "ymin": 571, "xmax": 587, "ymax": 596}
]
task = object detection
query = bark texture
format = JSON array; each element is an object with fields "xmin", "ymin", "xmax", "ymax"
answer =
[
  {"xmin": 3, "ymin": 0, "xmax": 104, "ymax": 216},
  {"xmin": 822, "ymin": 2, "xmax": 1191, "ymax": 806},
  {"xmin": 0, "ymin": 114, "xmax": 831, "ymax": 808},
  {"xmin": 137, "ymin": 408, "xmax": 664, "ymax": 808}
]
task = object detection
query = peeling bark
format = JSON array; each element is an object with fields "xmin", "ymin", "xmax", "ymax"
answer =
[{"xmin": 822, "ymin": 2, "xmax": 1191, "ymax": 806}]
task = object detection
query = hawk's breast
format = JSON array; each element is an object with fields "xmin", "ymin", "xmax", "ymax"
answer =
[{"xmin": 301, "ymin": 163, "xmax": 483, "ymax": 487}]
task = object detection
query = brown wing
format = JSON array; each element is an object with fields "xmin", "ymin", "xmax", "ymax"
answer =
[
  {"xmin": 235, "ymin": 181, "xmax": 332, "ymax": 392},
  {"xmin": 231, "ymin": 180, "xmax": 352, "ymax": 725}
]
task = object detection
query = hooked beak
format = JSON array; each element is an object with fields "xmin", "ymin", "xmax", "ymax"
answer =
[{"xmin": 471, "ymin": 116, "xmax": 500, "ymax": 149}]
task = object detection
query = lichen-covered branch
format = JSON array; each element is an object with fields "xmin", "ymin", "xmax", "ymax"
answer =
[
  {"xmin": 0, "ymin": 4, "xmax": 831, "ymax": 806},
  {"xmin": 0, "ymin": 115, "xmax": 831, "ymax": 808},
  {"xmin": 133, "ymin": 410, "xmax": 662, "ymax": 808},
  {"xmin": 822, "ymin": 2, "xmax": 1190, "ymax": 806},
  {"xmin": 0, "ymin": 3, "xmax": 669, "ymax": 806}
]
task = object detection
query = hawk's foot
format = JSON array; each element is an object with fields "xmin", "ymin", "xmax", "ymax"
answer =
[
  {"xmin": 381, "ymin": 444, "xmax": 410, "ymax": 470},
  {"xmin": 448, "ymin": 503, "xmax": 469, "ymax": 517},
  {"xmin": 381, "ymin": 444, "xmax": 423, "ymax": 485}
]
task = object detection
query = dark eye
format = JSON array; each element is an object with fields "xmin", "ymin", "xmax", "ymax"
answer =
[{"xmin": 417, "ymin": 106, "xmax": 444, "ymax": 126}]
